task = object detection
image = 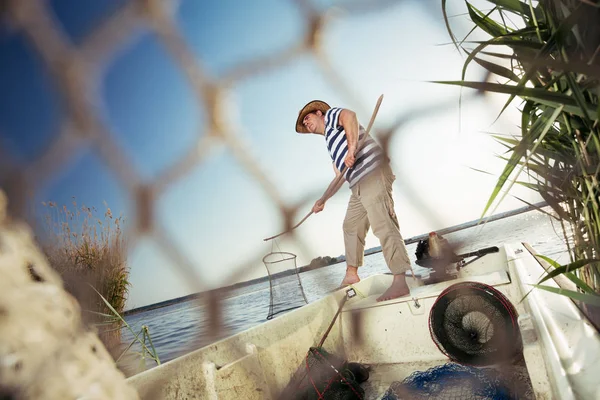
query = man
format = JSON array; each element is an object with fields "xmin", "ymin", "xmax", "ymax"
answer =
[{"xmin": 295, "ymin": 99, "xmax": 412, "ymax": 301}]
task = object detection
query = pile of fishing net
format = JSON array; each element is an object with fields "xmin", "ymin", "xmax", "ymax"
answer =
[
  {"xmin": 381, "ymin": 281, "xmax": 527, "ymax": 399},
  {"xmin": 380, "ymin": 362, "xmax": 513, "ymax": 400},
  {"xmin": 280, "ymin": 347, "xmax": 370, "ymax": 400}
]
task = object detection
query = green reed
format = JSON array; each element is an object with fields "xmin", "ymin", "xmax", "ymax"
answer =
[
  {"xmin": 40, "ymin": 198, "xmax": 131, "ymax": 351},
  {"xmin": 91, "ymin": 286, "xmax": 161, "ymax": 371},
  {"xmin": 439, "ymin": 0, "xmax": 600, "ymax": 304}
]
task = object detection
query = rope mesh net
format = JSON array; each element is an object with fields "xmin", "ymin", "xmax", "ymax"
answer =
[{"xmin": 263, "ymin": 250, "xmax": 308, "ymax": 320}]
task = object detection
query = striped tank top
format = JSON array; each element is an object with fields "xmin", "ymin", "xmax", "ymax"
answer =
[{"xmin": 324, "ymin": 107, "xmax": 386, "ymax": 188}]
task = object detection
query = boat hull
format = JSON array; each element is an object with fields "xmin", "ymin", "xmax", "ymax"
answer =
[{"xmin": 126, "ymin": 243, "xmax": 600, "ymax": 400}]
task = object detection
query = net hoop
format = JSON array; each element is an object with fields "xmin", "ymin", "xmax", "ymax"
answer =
[
  {"xmin": 428, "ymin": 281, "xmax": 520, "ymax": 366},
  {"xmin": 263, "ymin": 250, "xmax": 308, "ymax": 320},
  {"xmin": 262, "ymin": 251, "xmax": 297, "ymax": 266}
]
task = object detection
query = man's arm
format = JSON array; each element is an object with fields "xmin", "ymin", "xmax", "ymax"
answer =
[
  {"xmin": 313, "ymin": 163, "xmax": 343, "ymax": 214},
  {"xmin": 339, "ymin": 109, "xmax": 359, "ymax": 168},
  {"xmin": 323, "ymin": 163, "xmax": 345, "ymax": 202},
  {"xmin": 332, "ymin": 162, "xmax": 342, "ymax": 178}
]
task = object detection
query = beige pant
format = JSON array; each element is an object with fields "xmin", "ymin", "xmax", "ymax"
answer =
[{"xmin": 343, "ymin": 164, "xmax": 411, "ymax": 275}]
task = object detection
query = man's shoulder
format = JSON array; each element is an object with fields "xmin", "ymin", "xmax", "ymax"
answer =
[
  {"xmin": 325, "ymin": 107, "xmax": 344, "ymax": 127},
  {"xmin": 325, "ymin": 106, "xmax": 344, "ymax": 117}
]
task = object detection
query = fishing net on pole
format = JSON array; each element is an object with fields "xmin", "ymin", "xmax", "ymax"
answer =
[{"xmin": 263, "ymin": 240, "xmax": 308, "ymax": 320}]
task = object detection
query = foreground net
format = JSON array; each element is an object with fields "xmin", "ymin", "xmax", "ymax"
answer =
[
  {"xmin": 0, "ymin": 191, "xmax": 137, "ymax": 399},
  {"xmin": 263, "ymin": 251, "xmax": 308, "ymax": 320},
  {"xmin": 381, "ymin": 363, "xmax": 513, "ymax": 400}
]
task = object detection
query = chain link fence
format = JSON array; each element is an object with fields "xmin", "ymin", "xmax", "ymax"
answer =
[{"xmin": 0, "ymin": 0, "xmax": 512, "ymax": 398}]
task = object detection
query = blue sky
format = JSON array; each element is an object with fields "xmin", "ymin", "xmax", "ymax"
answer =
[{"xmin": 0, "ymin": 0, "xmax": 541, "ymax": 309}]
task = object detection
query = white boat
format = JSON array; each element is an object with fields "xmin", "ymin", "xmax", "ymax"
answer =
[{"xmin": 125, "ymin": 242, "xmax": 600, "ymax": 399}]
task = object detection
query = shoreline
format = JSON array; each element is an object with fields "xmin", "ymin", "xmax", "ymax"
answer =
[{"xmin": 124, "ymin": 200, "xmax": 549, "ymax": 316}]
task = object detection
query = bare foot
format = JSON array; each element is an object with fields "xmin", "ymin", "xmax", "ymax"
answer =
[
  {"xmin": 340, "ymin": 266, "xmax": 360, "ymax": 287},
  {"xmin": 376, "ymin": 274, "xmax": 410, "ymax": 302}
]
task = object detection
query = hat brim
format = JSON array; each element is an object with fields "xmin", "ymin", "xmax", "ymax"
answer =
[{"xmin": 295, "ymin": 100, "xmax": 331, "ymax": 133}]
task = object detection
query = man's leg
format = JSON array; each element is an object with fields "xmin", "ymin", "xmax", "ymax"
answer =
[
  {"xmin": 341, "ymin": 192, "xmax": 370, "ymax": 286},
  {"xmin": 361, "ymin": 166, "xmax": 412, "ymax": 301}
]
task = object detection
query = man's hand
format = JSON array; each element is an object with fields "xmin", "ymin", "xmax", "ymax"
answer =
[
  {"xmin": 344, "ymin": 152, "xmax": 356, "ymax": 168},
  {"xmin": 312, "ymin": 199, "xmax": 325, "ymax": 214}
]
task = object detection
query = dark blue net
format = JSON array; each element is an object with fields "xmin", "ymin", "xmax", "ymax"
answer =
[{"xmin": 381, "ymin": 363, "xmax": 514, "ymax": 400}]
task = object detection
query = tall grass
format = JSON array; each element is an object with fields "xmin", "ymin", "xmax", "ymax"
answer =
[
  {"xmin": 92, "ymin": 286, "xmax": 161, "ymax": 375},
  {"xmin": 438, "ymin": 0, "xmax": 600, "ymax": 310},
  {"xmin": 40, "ymin": 198, "xmax": 130, "ymax": 353}
]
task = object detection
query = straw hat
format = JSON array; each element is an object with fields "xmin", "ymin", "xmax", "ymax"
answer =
[{"xmin": 295, "ymin": 100, "xmax": 331, "ymax": 133}]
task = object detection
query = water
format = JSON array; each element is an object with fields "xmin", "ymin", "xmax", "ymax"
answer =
[{"xmin": 122, "ymin": 208, "xmax": 571, "ymax": 369}]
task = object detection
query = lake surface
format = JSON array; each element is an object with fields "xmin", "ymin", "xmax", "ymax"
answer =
[{"xmin": 122, "ymin": 207, "xmax": 571, "ymax": 370}]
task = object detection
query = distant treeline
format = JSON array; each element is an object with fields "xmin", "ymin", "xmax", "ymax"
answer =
[{"xmin": 303, "ymin": 255, "xmax": 339, "ymax": 271}]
